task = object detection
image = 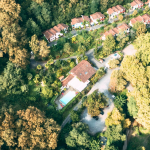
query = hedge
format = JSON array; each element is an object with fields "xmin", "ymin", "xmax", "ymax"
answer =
[
  {"xmin": 51, "ymin": 95, "xmax": 58, "ymax": 108},
  {"xmin": 59, "ymin": 93, "xmax": 82, "ymax": 114}
]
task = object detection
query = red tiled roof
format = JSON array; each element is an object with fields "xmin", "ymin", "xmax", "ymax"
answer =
[
  {"xmin": 61, "ymin": 74, "xmax": 74, "ymax": 87},
  {"xmin": 43, "ymin": 23, "xmax": 68, "ymax": 39},
  {"xmin": 90, "ymin": 12, "xmax": 105, "ymax": 20},
  {"xmin": 71, "ymin": 16, "xmax": 90, "ymax": 25},
  {"xmin": 103, "ymin": 23, "xmax": 130, "ymax": 37},
  {"xmin": 130, "ymin": 14, "xmax": 150, "ymax": 25},
  {"xmin": 107, "ymin": 5, "xmax": 125, "ymax": 15},
  {"xmin": 131, "ymin": 0, "xmax": 143, "ymax": 7},
  {"xmin": 70, "ymin": 60, "xmax": 96, "ymax": 82}
]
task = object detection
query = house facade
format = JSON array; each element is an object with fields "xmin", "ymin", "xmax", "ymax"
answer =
[
  {"xmin": 107, "ymin": 5, "xmax": 126, "ymax": 19},
  {"xmin": 131, "ymin": 0, "xmax": 144, "ymax": 10},
  {"xmin": 43, "ymin": 23, "xmax": 68, "ymax": 42},
  {"xmin": 101, "ymin": 23, "xmax": 130, "ymax": 40},
  {"xmin": 61, "ymin": 60, "xmax": 96, "ymax": 92},
  {"xmin": 71, "ymin": 15, "xmax": 90, "ymax": 28},
  {"xmin": 145, "ymin": 0, "xmax": 150, "ymax": 7},
  {"xmin": 129, "ymin": 14, "xmax": 150, "ymax": 26},
  {"xmin": 90, "ymin": 12, "xmax": 105, "ymax": 25}
]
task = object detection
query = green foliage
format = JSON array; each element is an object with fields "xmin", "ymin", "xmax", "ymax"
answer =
[
  {"xmin": 108, "ymin": 59, "xmax": 120, "ymax": 69},
  {"xmin": 127, "ymin": 97, "xmax": 138, "ymax": 118},
  {"xmin": 114, "ymin": 95, "xmax": 126, "ymax": 108},
  {"xmin": 84, "ymin": 90, "xmax": 108, "ymax": 116},
  {"xmin": 70, "ymin": 110, "xmax": 80, "ymax": 123},
  {"xmin": 0, "ymin": 62, "xmax": 28, "ymax": 95},
  {"xmin": 65, "ymin": 122, "xmax": 90, "ymax": 149},
  {"xmin": 104, "ymin": 125, "xmax": 126, "ymax": 149},
  {"xmin": 103, "ymin": 35, "xmax": 116, "ymax": 56}
]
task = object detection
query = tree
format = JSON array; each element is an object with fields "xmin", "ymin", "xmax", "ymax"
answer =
[
  {"xmin": 70, "ymin": 62, "xmax": 75, "ymax": 68},
  {"xmin": 114, "ymin": 95, "xmax": 126, "ymax": 108},
  {"xmin": 134, "ymin": 33, "xmax": 150, "ymax": 66},
  {"xmin": 127, "ymin": 97, "xmax": 138, "ymax": 118},
  {"xmin": 103, "ymin": 125, "xmax": 126, "ymax": 149},
  {"xmin": 29, "ymin": 34, "xmax": 39, "ymax": 55},
  {"xmin": 136, "ymin": 24, "xmax": 147, "ymax": 37},
  {"xmin": 83, "ymin": 90, "xmax": 107, "ymax": 116},
  {"xmin": 105, "ymin": 108, "xmax": 125, "ymax": 127},
  {"xmin": 29, "ymin": 35, "xmax": 50, "ymax": 58},
  {"xmin": 133, "ymin": 10, "xmax": 138, "ymax": 17},
  {"xmin": 109, "ymin": 70, "xmax": 127, "ymax": 93},
  {"xmin": 27, "ymin": 73, "xmax": 33, "ymax": 80},
  {"xmin": 0, "ymin": 62, "xmax": 28, "ymax": 95},
  {"xmin": 90, "ymin": 140, "xmax": 101, "ymax": 150},
  {"xmin": 26, "ymin": 18, "xmax": 42, "ymax": 36},
  {"xmin": 37, "ymin": 65, "xmax": 42, "ymax": 70},
  {"xmin": 0, "ymin": 105, "xmax": 60, "ymax": 149},
  {"xmin": 9, "ymin": 47, "xmax": 30, "ymax": 68},
  {"xmin": 65, "ymin": 122, "xmax": 90, "ymax": 149},
  {"xmin": 0, "ymin": 0, "xmax": 21, "ymax": 27},
  {"xmin": 42, "ymin": 86, "xmax": 53, "ymax": 99},
  {"xmin": 118, "ymin": 14, "xmax": 123, "ymax": 21},
  {"xmin": 103, "ymin": 34, "xmax": 116, "ymax": 56},
  {"xmin": 108, "ymin": 59, "xmax": 120, "ymax": 69},
  {"xmin": 133, "ymin": 21, "xmax": 144, "ymax": 31},
  {"xmin": 144, "ymin": 6, "xmax": 149, "ymax": 13},
  {"xmin": 63, "ymin": 43, "xmax": 73, "ymax": 54},
  {"xmin": 70, "ymin": 110, "xmax": 80, "ymax": 122},
  {"xmin": 90, "ymin": 0, "xmax": 98, "ymax": 14},
  {"xmin": 39, "ymin": 40, "xmax": 50, "ymax": 58}
]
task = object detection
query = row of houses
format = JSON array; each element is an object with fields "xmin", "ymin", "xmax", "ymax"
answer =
[
  {"xmin": 101, "ymin": 13, "xmax": 150, "ymax": 40},
  {"xmin": 43, "ymin": 0, "xmax": 150, "ymax": 42}
]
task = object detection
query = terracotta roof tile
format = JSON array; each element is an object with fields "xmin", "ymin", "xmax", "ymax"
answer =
[
  {"xmin": 107, "ymin": 5, "xmax": 125, "ymax": 15},
  {"xmin": 90, "ymin": 12, "xmax": 105, "ymax": 20},
  {"xmin": 43, "ymin": 23, "xmax": 68, "ymax": 39},
  {"xmin": 131, "ymin": 0, "xmax": 143, "ymax": 7},
  {"xmin": 61, "ymin": 74, "xmax": 74, "ymax": 87},
  {"xmin": 71, "ymin": 16, "xmax": 90, "ymax": 25},
  {"xmin": 103, "ymin": 23, "xmax": 130, "ymax": 37},
  {"xmin": 70, "ymin": 60, "xmax": 96, "ymax": 82}
]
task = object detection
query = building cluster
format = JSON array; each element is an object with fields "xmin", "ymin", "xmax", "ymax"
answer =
[
  {"xmin": 43, "ymin": 0, "xmax": 150, "ymax": 42},
  {"xmin": 101, "ymin": 23, "xmax": 130, "ymax": 40}
]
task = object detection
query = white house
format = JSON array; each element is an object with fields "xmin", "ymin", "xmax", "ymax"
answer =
[
  {"xmin": 90, "ymin": 12, "xmax": 105, "ymax": 25},
  {"xmin": 43, "ymin": 23, "xmax": 68, "ymax": 42},
  {"xmin": 71, "ymin": 15, "xmax": 90, "ymax": 28},
  {"xmin": 101, "ymin": 23, "xmax": 130, "ymax": 40},
  {"xmin": 129, "ymin": 14, "xmax": 150, "ymax": 27},
  {"xmin": 145, "ymin": 0, "xmax": 150, "ymax": 7},
  {"xmin": 107, "ymin": 5, "xmax": 126, "ymax": 19},
  {"xmin": 131, "ymin": 0, "xmax": 144, "ymax": 10},
  {"xmin": 61, "ymin": 60, "xmax": 96, "ymax": 92}
]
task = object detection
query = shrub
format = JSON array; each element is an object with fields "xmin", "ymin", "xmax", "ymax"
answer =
[{"xmin": 108, "ymin": 59, "xmax": 120, "ymax": 69}]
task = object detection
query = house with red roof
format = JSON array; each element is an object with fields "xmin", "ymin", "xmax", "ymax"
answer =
[
  {"xmin": 71, "ymin": 15, "xmax": 90, "ymax": 28},
  {"xmin": 43, "ymin": 23, "xmax": 68, "ymax": 42},
  {"xmin": 90, "ymin": 12, "xmax": 105, "ymax": 25},
  {"xmin": 145, "ymin": 0, "xmax": 150, "ymax": 7},
  {"xmin": 131, "ymin": 0, "xmax": 144, "ymax": 10},
  {"xmin": 129, "ymin": 14, "xmax": 150, "ymax": 26},
  {"xmin": 101, "ymin": 23, "xmax": 130, "ymax": 40},
  {"xmin": 61, "ymin": 60, "xmax": 96, "ymax": 92},
  {"xmin": 107, "ymin": 5, "xmax": 126, "ymax": 19}
]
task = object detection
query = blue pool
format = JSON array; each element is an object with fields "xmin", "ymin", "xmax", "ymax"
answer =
[{"xmin": 60, "ymin": 91, "xmax": 76, "ymax": 105}]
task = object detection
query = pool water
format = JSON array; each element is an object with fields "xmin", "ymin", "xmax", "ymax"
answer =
[{"xmin": 60, "ymin": 91, "xmax": 76, "ymax": 105}]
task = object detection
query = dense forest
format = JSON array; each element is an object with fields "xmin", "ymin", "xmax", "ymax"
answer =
[{"xmin": 1, "ymin": 0, "xmax": 150, "ymax": 149}]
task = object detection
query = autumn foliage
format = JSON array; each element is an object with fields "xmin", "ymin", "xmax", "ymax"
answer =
[{"xmin": 0, "ymin": 105, "xmax": 60, "ymax": 149}]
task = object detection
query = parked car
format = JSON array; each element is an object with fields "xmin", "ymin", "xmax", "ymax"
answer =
[{"xmin": 93, "ymin": 116, "xmax": 99, "ymax": 120}]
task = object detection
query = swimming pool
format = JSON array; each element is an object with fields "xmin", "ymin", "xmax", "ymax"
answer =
[{"xmin": 60, "ymin": 91, "xmax": 76, "ymax": 106}]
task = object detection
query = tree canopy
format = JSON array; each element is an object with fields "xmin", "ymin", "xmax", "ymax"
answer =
[
  {"xmin": 0, "ymin": 105, "xmax": 60, "ymax": 149},
  {"xmin": 84, "ymin": 90, "xmax": 108, "ymax": 116}
]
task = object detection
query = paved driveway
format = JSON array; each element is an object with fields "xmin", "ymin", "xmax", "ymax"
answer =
[
  {"xmin": 122, "ymin": 44, "xmax": 137, "ymax": 56},
  {"xmin": 81, "ymin": 68, "xmax": 119, "ymax": 135}
]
